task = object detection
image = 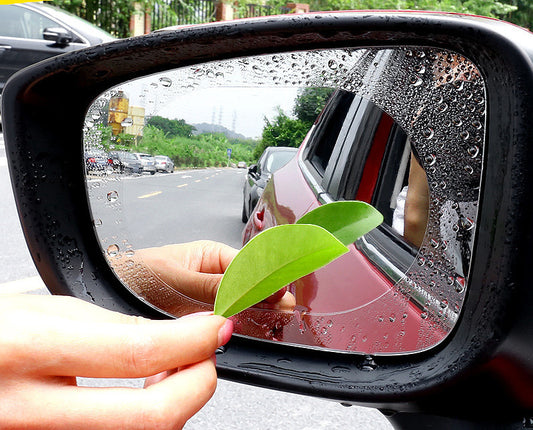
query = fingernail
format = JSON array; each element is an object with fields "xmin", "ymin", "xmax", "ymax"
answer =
[{"xmin": 218, "ymin": 319, "xmax": 234, "ymax": 346}]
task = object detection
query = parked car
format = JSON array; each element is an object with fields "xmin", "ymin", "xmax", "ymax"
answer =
[
  {"xmin": 134, "ymin": 152, "xmax": 156, "ymax": 175},
  {"xmin": 237, "ymin": 161, "xmax": 247, "ymax": 168},
  {"xmin": 0, "ymin": 2, "xmax": 115, "ymax": 128},
  {"xmin": 241, "ymin": 146, "xmax": 297, "ymax": 222},
  {"xmin": 154, "ymin": 155, "xmax": 174, "ymax": 173},
  {"xmin": 108, "ymin": 151, "xmax": 142, "ymax": 174},
  {"xmin": 4, "ymin": 12, "xmax": 533, "ymax": 430},
  {"xmin": 84, "ymin": 149, "xmax": 112, "ymax": 174}
]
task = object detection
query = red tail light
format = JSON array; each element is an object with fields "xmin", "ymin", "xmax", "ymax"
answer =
[{"xmin": 87, "ymin": 157, "xmax": 96, "ymax": 163}]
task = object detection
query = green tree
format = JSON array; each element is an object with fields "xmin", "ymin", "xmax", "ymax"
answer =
[
  {"xmin": 147, "ymin": 116, "xmax": 196, "ymax": 138},
  {"xmin": 293, "ymin": 87, "xmax": 334, "ymax": 125},
  {"xmin": 302, "ymin": 0, "xmax": 516, "ymax": 19},
  {"xmin": 255, "ymin": 109, "xmax": 310, "ymax": 158}
]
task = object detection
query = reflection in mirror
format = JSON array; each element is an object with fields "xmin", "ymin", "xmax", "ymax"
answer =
[{"xmin": 84, "ymin": 46, "xmax": 485, "ymax": 355}]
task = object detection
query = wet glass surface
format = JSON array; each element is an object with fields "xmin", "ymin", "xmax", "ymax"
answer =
[{"xmin": 83, "ymin": 47, "xmax": 485, "ymax": 354}]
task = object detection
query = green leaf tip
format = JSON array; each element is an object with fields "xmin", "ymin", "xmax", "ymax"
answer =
[
  {"xmin": 296, "ymin": 201, "xmax": 383, "ymax": 246},
  {"xmin": 213, "ymin": 224, "xmax": 348, "ymax": 317}
]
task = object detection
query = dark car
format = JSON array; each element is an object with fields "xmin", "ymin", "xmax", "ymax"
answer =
[
  {"xmin": 0, "ymin": 2, "xmax": 115, "ymax": 127},
  {"xmin": 242, "ymin": 147, "xmax": 297, "ymax": 222},
  {"xmin": 108, "ymin": 151, "xmax": 143, "ymax": 174},
  {"xmin": 4, "ymin": 12, "xmax": 533, "ymax": 430},
  {"xmin": 85, "ymin": 149, "xmax": 112, "ymax": 174}
]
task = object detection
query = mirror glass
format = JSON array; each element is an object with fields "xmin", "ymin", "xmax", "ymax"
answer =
[{"xmin": 84, "ymin": 46, "xmax": 485, "ymax": 355}]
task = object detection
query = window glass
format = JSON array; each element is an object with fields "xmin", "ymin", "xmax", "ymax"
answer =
[{"xmin": 0, "ymin": 5, "xmax": 57, "ymax": 39}]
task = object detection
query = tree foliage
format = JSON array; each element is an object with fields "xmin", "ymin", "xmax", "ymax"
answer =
[
  {"xmin": 147, "ymin": 116, "xmax": 196, "ymax": 138},
  {"xmin": 255, "ymin": 87, "xmax": 333, "ymax": 159}
]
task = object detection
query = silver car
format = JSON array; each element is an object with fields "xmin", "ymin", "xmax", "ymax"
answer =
[
  {"xmin": 154, "ymin": 155, "xmax": 174, "ymax": 173},
  {"xmin": 134, "ymin": 153, "xmax": 156, "ymax": 175}
]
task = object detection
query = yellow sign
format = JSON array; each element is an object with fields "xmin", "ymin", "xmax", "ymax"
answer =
[{"xmin": 0, "ymin": 0, "xmax": 50, "ymax": 4}]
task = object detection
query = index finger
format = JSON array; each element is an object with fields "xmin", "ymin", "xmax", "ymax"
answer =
[{"xmin": 2, "ymin": 298, "xmax": 233, "ymax": 378}]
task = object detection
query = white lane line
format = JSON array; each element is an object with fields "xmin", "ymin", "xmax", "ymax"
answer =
[{"xmin": 0, "ymin": 276, "xmax": 46, "ymax": 294}]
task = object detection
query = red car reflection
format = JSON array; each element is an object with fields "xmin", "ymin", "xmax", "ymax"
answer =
[{"xmin": 239, "ymin": 90, "xmax": 449, "ymax": 354}]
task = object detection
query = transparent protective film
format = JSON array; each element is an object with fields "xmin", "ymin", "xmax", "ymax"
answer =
[{"xmin": 84, "ymin": 47, "xmax": 485, "ymax": 354}]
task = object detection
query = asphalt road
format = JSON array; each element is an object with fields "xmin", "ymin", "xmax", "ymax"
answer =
[{"xmin": 0, "ymin": 132, "xmax": 392, "ymax": 429}]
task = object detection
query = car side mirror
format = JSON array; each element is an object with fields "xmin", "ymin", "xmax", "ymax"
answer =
[
  {"xmin": 43, "ymin": 27, "xmax": 72, "ymax": 46},
  {"xmin": 4, "ymin": 12, "xmax": 533, "ymax": 427},
  {"xmin": 248, "ymin": 164, "xmax": 258, "ymax": 175}
]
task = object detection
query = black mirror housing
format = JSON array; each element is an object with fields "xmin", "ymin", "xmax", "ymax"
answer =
[
  {"xmin": 43, "ymin": 27, "xmax": 73, "ymax": 46},
  {"xmin": 4, "ymin": 12, "xmax": 533, "ymax": 425}
]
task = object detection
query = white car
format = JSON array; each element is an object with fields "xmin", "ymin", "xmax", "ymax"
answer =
[
  {"xmin": 154, "ymin": 155, "xmax": 174, "ymax": 173},
  {"xmin": 134, "ymin": 153, "xmax": 156, "ymax": 175}
]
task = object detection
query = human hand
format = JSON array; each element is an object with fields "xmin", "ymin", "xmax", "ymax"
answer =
[
  {"xmin": 0, "ymin": 294, "xmax": 233, "ymax": 429},
  {"xmin": 128, "ymin": 241, "xmax": 296, "ymax": 311}
]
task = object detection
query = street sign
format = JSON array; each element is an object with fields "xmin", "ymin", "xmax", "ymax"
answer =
[{"xmin": 227, "ymin": 148, "xmax": 232, "ymax": 158}]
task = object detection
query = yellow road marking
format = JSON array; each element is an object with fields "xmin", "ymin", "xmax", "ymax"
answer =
[
  {"xmin": 177, "ymin": 184, "xmax": 188, "ymax": 188},
  {"xmin": 138, "ymin": 191, "xmax": 162, "ymax": 199}
]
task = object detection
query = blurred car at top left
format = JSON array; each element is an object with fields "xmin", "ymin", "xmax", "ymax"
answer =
[{"xmin": 0, "ymin": 2, "xmax": 115, "ymax": 128}]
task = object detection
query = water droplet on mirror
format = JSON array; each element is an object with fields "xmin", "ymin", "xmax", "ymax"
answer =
[
  {"xmin": 461, "ymin": 217, "xmax": 475, "ymax": 231},
  {"xmin": 468, "ymin": 145, "xmax": 480, "ymax": 158},
  {"xmin": 410, "ymin": 76, "xmax": 423, "ymax": 87},
  {"xmin": 455, "ymin": 277, "xmax": 465, "ymax": 293},
  {"xmin": 121, "ymin": 118, "xmax": 133, "ymax": 127},
  {"xmin": 464, "ymin": 165, "xmax": 474, "ymax": 175},
  {"xmin": 328, "ymin": 59, "xmax": 338, "ymax": 70},
  {"xmin": 159, "ymin": 77, "xmax": 172, "ymax": 87},
  {"xmin": 107, "ymin": 244, "xmax": 119, "ymax": 257},
  {"xmin": 425, "ymin": 154, "xmax": 436, "ymax": 166},
  {"xmin": 423, "ymin": 128, "xmax": 435, "ymax": 139},
  {"xmin": 107, "ymin": 191, "xmax": 119, "ymax": 202},
  {"xmin": 93, "ymin": 219, "xmax": 102, "ymax": 226}
]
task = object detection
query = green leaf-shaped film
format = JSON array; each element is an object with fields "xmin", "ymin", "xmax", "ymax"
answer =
[
  {"xmin": 296, "ymin": 201, "xmax": 383, "ymax": 246},
  {"xmin": 214, "ymin": 224, "xmax": 348, "ymax": 317}
]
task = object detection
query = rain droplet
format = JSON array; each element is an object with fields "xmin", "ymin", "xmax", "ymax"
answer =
[
  {"xmin": 93, "ymin": 219, "xmax": 102, "ymax": 226},
  {"xmin": 423, "ymin": 128, "xmax": 435, "ymax": 139},
  {"xmin": 107, "ymin": 191, "xmax": 119, "ymax": 202},
  {"xmin": 468, "ymin": 145, "xmax": 480, "ymax": 158},
  {"xmin": 121, "ymin": 118, "xmax": 133, "ymax": 127},
  {"xmin": 107, "ymin": 244, "xmax": 119, "ymax": 257},
  {"xmin": 159, "ymin": 77, "xmax": 172, "ymax": 87},
  {"xmin": 328, "ymin": 59, "xmax": 338, "ymax": 70},
  {"xmin": 425, "ymin": 154, "xmax": 436, "ymax": 166},
  {"xmin": 464, "ymin": 165, "xmax": 474, "ymax": 175},
  {"xmin": 460, "ymin": 131, "xmax": 470, "ymax": 140},
  {"xmin": 455, "ymin": 277, "xmax": 465, "ymax": 293},
  {"xmin": 461, "ymin": 217, "xmax": 475, "ymax": 231},
  {"xmin": 410, "ymin": 76, "xmax": 423, "ymax": 87}
]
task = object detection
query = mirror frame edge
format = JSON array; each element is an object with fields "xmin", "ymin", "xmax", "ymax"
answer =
[{"xmin": 3, "ymin": 12, "xmax": 533, "ymax": 420}]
